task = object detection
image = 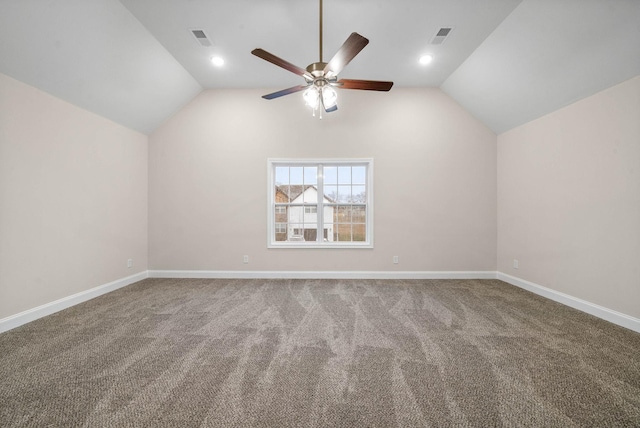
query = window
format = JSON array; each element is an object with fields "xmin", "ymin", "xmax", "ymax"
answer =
[{"xmin": 268, "ymin": 159, "xmax": 373, "ymax": 248}]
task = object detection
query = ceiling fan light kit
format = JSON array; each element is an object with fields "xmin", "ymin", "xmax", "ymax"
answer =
[{"xmin": 251, "ymin": 0, "xmax": 393, "ymax": 117}]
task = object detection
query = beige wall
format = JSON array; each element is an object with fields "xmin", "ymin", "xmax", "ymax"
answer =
[
  {"xmin": 0, "ymin": 73, "xmax": 148, "ymax": 320},
  {"xmin": 149, "ymin": 88, "xmax": 497, "ymax": 272},
  {"xmin": 498, "ymin": 75, "xmax": 640, "ymax": 319},
  {"xmin": 3, "ymin": 68, "xmax": 637, "ymax": 325}
]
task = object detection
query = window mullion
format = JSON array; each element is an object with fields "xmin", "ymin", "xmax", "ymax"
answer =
[{"xmin": 317, "ymin": 164, "xmax": 324, "ymax": 243}]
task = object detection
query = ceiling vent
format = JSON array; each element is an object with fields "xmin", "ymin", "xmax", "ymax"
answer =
[
  {"xmin": 430, "ymin": 27, "xmax": 452, "ymax": 45},
  {"xmin": 191, "ymin": 29, "xmax": 212, "ymax": 47}
]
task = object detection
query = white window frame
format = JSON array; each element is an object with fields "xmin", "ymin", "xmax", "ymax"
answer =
[{"xmin": 267, "ymin": 158, "xmax": 374, "ymax": 249}]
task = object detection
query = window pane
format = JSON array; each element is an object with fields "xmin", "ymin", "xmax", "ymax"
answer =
[
  {"xmin": 275, "ymin": 222, "xmax": 288, "ymax": 241},
  {"xmin": 352, "ymin": 205, "xmax": 366, "ymax": 223},
  {"xmin": 275, "ymin": 206, "xmax": 287, "ymax": 222},
  {"xmin": 302, "ymin": 228, "xmax": 316, "ymax": 242},
  {"xmin": 290, "ymin": 167, "xmax": 303, "ymax": 185},
  {"xmin": 324, "ymin": 166, "xmax": 337, "ymax": 184},
  {"xmin": 276, "ymin": 185, "xmax": 290, "ymax": 202},
  {"xmin": 352, "ymin": 166, "xmax": 366, "ymax": 185},
  {"xmin": 302, "ymin": 187, "xmax": 316, "ymax": 204},
  {"xmin": 304, "ymin": 167, "xmax": 317, "ymax": 185},
  {"xmin": 324, "ymin": 185, "xmax": 337, "ymax": 202},
  {"xmin": 304, "ymin": 210, "xmax": 317, "ymax": 223},
  {"xmin": 337, "ymin": 185, "xmax": 351, "ymax": 203},
  {"xmin": 337, "ymin": 205, "xmax": 351, "ymax": 222},
  {"xmin": 290, "ymin": 223, "xmax": 303, "ymax": 241},
  {"xmin": 338, "ymin": 166, "xmax": 351, "ymax": 184},
  {"xmin": 288, "ymin": 206, "xmax": 302, "ymax": 224},
  {"xmin": 275, "ymin": 166, "xmax": 289, "ymax": 185},
  {"xmin": 289, "ymin": 186, "xmax": 304, "ymax": 203},
  {"xmin": 352, "ymin": 224, "xmax": 366, "ymax": 242},
  {"xmin": 335, "ymin": 224, "xmax": 352, "ymax": 241},
  {"xmin": 352, "ymin": 186, "xmax": 366, "ymax": 203},
  {"xmin": 325, "ymin": 224, "xmax": 335, "ymax": 242}
]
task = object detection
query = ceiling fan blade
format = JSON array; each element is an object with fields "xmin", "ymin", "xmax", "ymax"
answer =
[
  {"xmin": 252, "ymin": 48, "xmax": 313, "ymax": 80},
  {"xmin": 323, "ymin": 33, "xmax": 369, "ymax": 77},
  {"xmin": 337, "ymin": 79, "xmax": 394, "ymax": 91},
  {"xmin": 262, "ymin": 84, "xmax": 310, "ymax": 100}
]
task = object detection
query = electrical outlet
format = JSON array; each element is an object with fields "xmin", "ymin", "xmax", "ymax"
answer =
[
  {"xmin": 393, "ymin": 256, "xmax": 399, "ymax": 264},
  {"xmin": 127, "ymin": 258, "xmax": 133, "ymax": 268},
  {"xmin": 243, "ymin": 255, "xmax": 249, "ymax": 264},
  {"xmin": 513, "ymin": 259, "xmax": 519, "ymax": 269}
]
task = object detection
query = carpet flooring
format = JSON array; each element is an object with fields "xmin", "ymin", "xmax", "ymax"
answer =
[{"xmin": 1, "ymin": 278, "xmax": 639, "ymax": 427}]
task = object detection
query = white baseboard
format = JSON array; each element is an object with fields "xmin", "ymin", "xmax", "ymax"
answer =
[
  {"xmin": 4, "ymin": 270, "xmax": 637, "ymax": 336},
  {"xmin": 0, "ymin": 271, "xmax": 149, "ymax": 334},
  {"xmin": 497, "ymin": 272, "xmax": 640, "ymax": 334},
  {"xmin": 148, "ymin": 270, "xmax": 499, "ymax": 280}
]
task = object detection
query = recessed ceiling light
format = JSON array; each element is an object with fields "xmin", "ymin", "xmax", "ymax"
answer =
[
  {"xmin": 419, "ymin": 55, "xmax": 433, "ymax": 65},
  {"xmin": 211, "ymin": 56, "xmax": 225, "ymax": 67}
]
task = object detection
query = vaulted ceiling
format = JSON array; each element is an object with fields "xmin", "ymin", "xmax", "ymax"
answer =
[{"xmin": 1, "ymin": 0, "xmax": 639, "ymax": 135}]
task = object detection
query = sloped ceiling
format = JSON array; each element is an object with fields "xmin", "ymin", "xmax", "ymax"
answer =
[
  {"xmin": 0, "ymin": 0, "xmax": 638, "ymax": 135},
  {"xmin": 0, "ymin": 0, "xmax": 201, "ymax": 135},
  {"xmin": 442, "ymin": 0, "xmax": 640, "ymax": 133}
]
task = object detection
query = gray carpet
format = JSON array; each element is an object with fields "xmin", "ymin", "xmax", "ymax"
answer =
[{"xmin": 1, "ymin": 278, "xmax": 639, "ymax": 427}]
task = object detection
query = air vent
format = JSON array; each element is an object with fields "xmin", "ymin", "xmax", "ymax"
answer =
[
  {"xmin": 430, "ymin": 27, "xmax": 452, "ymax": 45},
  {"xmin": 191, "ymin": 29, "xmax": 212, "ymax": 47}
]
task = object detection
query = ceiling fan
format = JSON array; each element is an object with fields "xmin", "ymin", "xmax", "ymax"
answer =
[{"xmin": 251, "ymin": 0, "xmax": 393, "ymax": 116}]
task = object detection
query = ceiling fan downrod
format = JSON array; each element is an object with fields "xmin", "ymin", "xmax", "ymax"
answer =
[
  {"xmin": 319, "ymin": 0, "xmax": 323, "ymax": 62},
  {"xmin": 306, "ymin": 0, "xmax": 327, "ymax": 76}
]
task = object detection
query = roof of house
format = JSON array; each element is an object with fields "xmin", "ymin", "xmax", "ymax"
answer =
[
  {"xmin": 276, "ymin": 185, "xmax": 313, "ymax": 202},
  {"xmin": 275, "ymin": 185, "xmax": 335, "ymax": 203}
]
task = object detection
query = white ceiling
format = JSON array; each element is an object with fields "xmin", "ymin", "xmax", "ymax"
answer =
[
  {"xmin": 442, "ymin": 0, "xmax": 640, "ymax": 133},
  {"xmin": 0, "ymin": 0, "xmax": 638, "ymax": 135}
]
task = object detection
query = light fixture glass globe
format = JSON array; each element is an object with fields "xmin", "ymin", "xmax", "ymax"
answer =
[
  {"xmin": 303, "ymin": 87, "xmax": 319, "ymax": 109},
  {"xmin": 322, "ymin": 86, "xmax": 337, "ymax": 108}
]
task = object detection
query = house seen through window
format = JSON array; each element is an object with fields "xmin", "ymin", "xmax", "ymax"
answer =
[{"xmin": 268, "ymin": 159, "xmax": 373, "ymax": 248}]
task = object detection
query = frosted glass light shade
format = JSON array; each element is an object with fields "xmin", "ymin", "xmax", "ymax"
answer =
[
  {"xmin": 303, "ymin": 87, "xmax": 319, "ymax": 108},
  {"xmin": 322, "ymin": 86, "xmax": 337, "ymax": 108}
]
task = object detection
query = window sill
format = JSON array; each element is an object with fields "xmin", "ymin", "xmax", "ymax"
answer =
[{"xmin": 268, "ymin": 242, "xmax": 373, "ymax": 249}]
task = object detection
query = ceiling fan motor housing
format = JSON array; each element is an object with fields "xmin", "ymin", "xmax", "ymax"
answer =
[
  {"xmin": 306, "ymin": 62, "xmax": 327, "ymax": 77},
  {"xmin": 306, "ymin": 62, "xmax": 338, "ymax": 89}
]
